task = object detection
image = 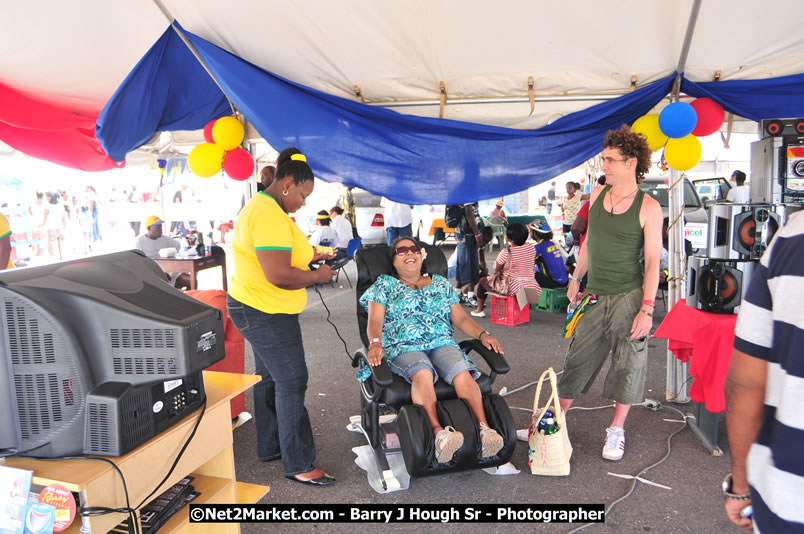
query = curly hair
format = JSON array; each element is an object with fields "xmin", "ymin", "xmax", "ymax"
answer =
[{"xmin": 603, "ymin": 125, "xmax": 652, "ymax": 183}]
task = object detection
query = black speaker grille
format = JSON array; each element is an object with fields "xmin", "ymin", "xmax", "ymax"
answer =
[{"xmin": 86, "ymin": 403, "xmax": 111, "ymax": 454}]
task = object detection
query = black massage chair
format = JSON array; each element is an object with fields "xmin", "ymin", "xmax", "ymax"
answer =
[{"xmin": 351, "ymin": 243, "xmax": 516, "ymax": 489}]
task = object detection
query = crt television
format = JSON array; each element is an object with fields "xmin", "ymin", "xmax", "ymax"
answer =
[{"xmin": 0, "ymin": 251, "xmax": 224, "ymax": 457}]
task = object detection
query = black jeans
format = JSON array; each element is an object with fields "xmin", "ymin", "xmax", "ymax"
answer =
[{"xmin": 227, "ymin": 296, "xmax": 316, "ymax": 476}]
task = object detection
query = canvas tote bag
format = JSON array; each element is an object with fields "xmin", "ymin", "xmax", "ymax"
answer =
[{"xmin": 528, "ymin": 367, "xmax": 572, "ymax": 476}]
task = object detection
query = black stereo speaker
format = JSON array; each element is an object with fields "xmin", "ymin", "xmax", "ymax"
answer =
[
  {"xmin": 687, "ymin": 256, "xmax": 756, "ymax": 314},
  {"xmin": 760, "ymin": 118, "xmax": 804, "ymax": 138}
]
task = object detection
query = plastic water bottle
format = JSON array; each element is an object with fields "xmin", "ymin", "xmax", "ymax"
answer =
[{"xmin": 567, "ymin": 301, "xmax": 578, "ymax": 319}]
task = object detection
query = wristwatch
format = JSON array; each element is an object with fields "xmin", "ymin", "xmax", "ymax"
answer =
[
  {"xmin": 478, "ymin": 330, "xmax": 491, "ymax": 340},
  {"xmin": 568, "ymin": 274, "xmax": 580, "ymax": 282},
  {"xmin": 722, "ymin": 473, "xmax": 751, "ymax": 500}
]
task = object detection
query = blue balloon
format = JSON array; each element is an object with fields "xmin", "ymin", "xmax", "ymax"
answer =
[{"xmin": 659, "ymin": 102, "xmax": 698, "ymax": 139}]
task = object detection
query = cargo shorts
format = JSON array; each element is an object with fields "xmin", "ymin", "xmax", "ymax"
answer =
[{"xmin": 557, "ymin": 287, "xmax": 648, "ymax": 405}]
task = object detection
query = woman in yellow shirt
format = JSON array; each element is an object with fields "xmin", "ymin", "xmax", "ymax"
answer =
[
  {"xmin": 0, "ymin": 212, "xmax": 14, "ymax": 270},
  {"xmin": 227, "ymin": 151, "xmax": 337, "ymax": 486}
]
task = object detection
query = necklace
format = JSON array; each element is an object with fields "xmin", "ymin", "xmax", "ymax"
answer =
[
  {"xmin": 398, "ymin": 275, "xmax": 425, "ymax": 289},
  {"xmin": 608, "ymin": 188, "xmax": 638, "ymax": 216}
]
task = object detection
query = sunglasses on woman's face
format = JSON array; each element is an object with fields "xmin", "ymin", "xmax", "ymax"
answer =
[{"xmin": 395, "ymin": 245, "xmax": 421, "ymax": 256}]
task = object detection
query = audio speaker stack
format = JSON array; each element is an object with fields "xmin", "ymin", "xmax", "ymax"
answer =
[
  {"xmin": 707, "ymin": 203, "xmax": 786, "ymax": 260},
  {"xmin": 759, "ymin": 118, "xmax": 804, "ymax": 138},
  {"xmin": 687, "ymin": 256, "xmax": 756, "ymax": 315}
]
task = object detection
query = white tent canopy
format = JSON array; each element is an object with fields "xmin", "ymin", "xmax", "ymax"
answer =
[{"xmin": 3, "ymin": 0, "xmax": 803, "ymax": 129}]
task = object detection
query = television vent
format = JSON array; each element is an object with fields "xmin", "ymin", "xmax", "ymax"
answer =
[
  {"xmin": 14, "ymin": 372, "xmax": 64, "ymax": 439},
  {"xmin": 4, "ymin": 299, "xmax": 62, "ymax": 365},
  {"xmin": 110, "ymin": 328, "xmax": 176, "ymax": 349},
  {"xmin": 86, "ymin": 403, "xmax": 112, "ymax": 455},
  {"xmin": 112, "ymin": 356, "xmax": 176, "ymax": 376},
  {"xmin": 121, "ymin": 387, "xmax": 153, "ymax": 447}
]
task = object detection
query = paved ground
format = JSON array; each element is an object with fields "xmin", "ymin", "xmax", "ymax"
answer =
[{"xmin": 219, "ymin": 246, "xmax": 735, "ymax": 534}]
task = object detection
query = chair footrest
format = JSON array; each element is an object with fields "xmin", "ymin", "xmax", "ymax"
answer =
[{"xmin": 396, "ymin": 395, "xmax": 516, "ymax": 477}]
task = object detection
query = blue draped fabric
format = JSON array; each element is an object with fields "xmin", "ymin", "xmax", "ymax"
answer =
[
  {"xmin": 96, "ymin": 25, "xmax": 230, "ymax": 162},
  {"xmin": 96, "ymin": 25, "xmax": 671, "ymax": 204},
  {"xmin": 96, "ymin": 24, "xmax": 804, "ymax": 204},
  {"xmin": 681, "ymin": 74, "xmax": 804, "ymax": 122}
]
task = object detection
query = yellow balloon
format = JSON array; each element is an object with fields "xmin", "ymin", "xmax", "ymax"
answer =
[
  {"xmin": 632, "ymin": 114, "xmax": 669, "ymax": 151},
  {"xmin": 665, "ymin": 134, "xmax": 702, "ymax": 172},
  {"xmin": 212, "ymin": 116, "xmax": 245, "ymax": 151},
  {"xmin": 188, "ymin": 143, "xmax": 224, "ymax": 177}
]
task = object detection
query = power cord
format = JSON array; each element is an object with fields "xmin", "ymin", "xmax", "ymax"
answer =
[
  {"xmin": 565, "ymin": 401, "xmax": 691, "ymax": 534},
  {"xmin": 313, "ymin": 284, "xmax": 354, "ymax": 362},
  {"xmin": 24, "ymin": 455, "xmax": 139, "ymax": 534}
]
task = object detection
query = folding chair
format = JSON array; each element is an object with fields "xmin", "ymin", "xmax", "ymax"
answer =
[{"xmin": 331, "ymin": 237, "xmax": 362, "ymax": 288}]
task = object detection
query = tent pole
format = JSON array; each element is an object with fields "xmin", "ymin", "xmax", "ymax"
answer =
[
  {"xmin": 665, "ymin": 0, "xmax": 702, "ymax": 404},
  {"xmin": 151, "ymin": 0, "xmax": 237, "ymax": 116}
]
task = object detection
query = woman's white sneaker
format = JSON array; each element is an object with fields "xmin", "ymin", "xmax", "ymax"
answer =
[{"xmin": 434, "ymin": 426, "xmax": 464, "ymax": 463}]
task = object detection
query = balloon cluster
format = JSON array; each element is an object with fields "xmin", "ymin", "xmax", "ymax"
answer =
[
  {"xmin": 632, "ymin": 97, "xmax": 724, "ymax": 172},
  {"xmin": 188, "ymin": 116, "xmax": 255, "ymax": 181}
]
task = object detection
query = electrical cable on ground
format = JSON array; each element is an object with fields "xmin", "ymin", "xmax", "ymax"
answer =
[{"xmin": 564, "ymin": 403, "xmax": 691, "ymax": 534}]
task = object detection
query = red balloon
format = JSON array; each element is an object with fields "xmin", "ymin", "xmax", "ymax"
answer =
[
  {"xmin": 222, "ymin": 148, "xmax": 255, "ymax": 181},
  {"xmin": 691, "ymin": 98, "xmax": 725, "ymax": 137},
  {"xmin": 203, "ymin": 119, "xmax": 218, "ymax": 143}
]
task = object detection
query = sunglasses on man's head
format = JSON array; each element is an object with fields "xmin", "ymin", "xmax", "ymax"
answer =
[{"xmin": 395, "ymin": 245, "xmax": 421, "ymax": 256}]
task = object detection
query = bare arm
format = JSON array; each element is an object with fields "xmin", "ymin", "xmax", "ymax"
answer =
[
  {"xmin": 724, "ymin": 349, "xmax": 767, "ymax": 530},
  {"xmin": 571, "ymin": 216, "xmax": 587, "ymax": 243},
  {"xmin": 629, "ymin": 196, "xmax": 663, "ymax": 339},
  {"xmin": 450, "ymin": 303, "xmax": 503, "ymax": 354},
  {"xmin": 0, "ymin": 235, "xmax": 11, "ymax": 270},
  {"xmin": 566, "ymin": 188, "xmax": 603, "ymax": 303},
  {"xmin": 464, "ymin": 205, "xmax": 483, "ymax": 246},
  {"xmin": 256, "ymin": 249, "xmax": 333, "ymax": 289},
  {"xmin": 366, "ymin": 301, "xmax": 387, "ymax": 366},
  {"xmin": 640, "ymin": 197, "xmax": 663, "ymax": 304}
]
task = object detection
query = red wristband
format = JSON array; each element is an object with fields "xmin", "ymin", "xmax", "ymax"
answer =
[{"xmin": 642, "ymin": 299, "xmax": 655, "ymax": 307}]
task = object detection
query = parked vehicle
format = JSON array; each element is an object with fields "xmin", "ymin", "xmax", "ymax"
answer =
[
  {"xmin": 351, "ymin": 190, "xmax": 386, "ymax": 245},
  {"xmin": 693, "ymin": 177, "xmax": 732, "ymax": 204},
  {"xmin": 639, "ymin": 176, "xmax": 708, "ymax": 251}
]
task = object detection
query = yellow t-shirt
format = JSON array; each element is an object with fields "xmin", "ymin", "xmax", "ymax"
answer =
[
  {"xmin": 229, "ymin": 192, "xmax": 313, "ymax": 314},
  {"xmin": 0, "ymin": 213, "xmax": 14, "ymax": 270}
]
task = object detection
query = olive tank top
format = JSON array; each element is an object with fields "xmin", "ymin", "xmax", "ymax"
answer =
[{"xmin": 586, "ymin": 185, "xmax": 645, "ymax": 295}]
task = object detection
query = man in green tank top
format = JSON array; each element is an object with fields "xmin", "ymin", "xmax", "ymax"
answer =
[{"xmin": 557, "ymin": 125, "xmax": 663, "ymax": 461}]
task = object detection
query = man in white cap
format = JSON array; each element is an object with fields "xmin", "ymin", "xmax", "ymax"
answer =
[{"xmin": 135, "ymin": 215, "xmax": 190, "ymax": 288}]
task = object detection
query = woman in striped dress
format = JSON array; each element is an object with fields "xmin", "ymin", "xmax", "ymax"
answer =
[{"xmin": 471, "ymin": 223, "xmax": 542, "ymax": 317}]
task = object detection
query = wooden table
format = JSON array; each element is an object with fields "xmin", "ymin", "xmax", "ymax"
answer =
[
  {"xmin": 155, "ymin": 254, "xmax": 228, "ymax": 290},
  {"xmin": 5, "ymin": 371, "xmax": 267, "ymax": 533},
  {"xmin": 428, "ymin": 218, "xmax": 456, "ymax": 244}
]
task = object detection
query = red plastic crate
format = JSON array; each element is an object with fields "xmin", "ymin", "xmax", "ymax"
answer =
[{"xmin": 491, "ymin": 295, "xmax": 530, "ymax": 326}]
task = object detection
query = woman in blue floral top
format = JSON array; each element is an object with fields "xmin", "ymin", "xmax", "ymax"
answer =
[{"xmin": 361, "ymin": 237, "xmax": 505, "ymax": 463}]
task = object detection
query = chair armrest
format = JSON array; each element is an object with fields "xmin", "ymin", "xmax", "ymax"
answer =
[
  {"xmin": 352, "ymin": 347, "xmax": 393, "ymax": 388},
  {"xmin": 459, "ymin": 339, "xmax": 510, "ymax": 375}
]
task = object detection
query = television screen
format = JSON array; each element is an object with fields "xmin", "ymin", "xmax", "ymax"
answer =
[{"xmin": 0, "ymin": 251, "xmax": 224, "ymax": 457}]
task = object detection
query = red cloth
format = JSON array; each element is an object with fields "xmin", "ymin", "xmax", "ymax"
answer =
[
  {"xmin": 0, "ymin": 82, "xmax": 124, "ymax": 172},
  {"xmin": 186, "ymin": 290, "xmax": 246, "ymax": 419},
  {"xmin": 653, "ymin": 298, "xmax": 737, "ymax": 413}
]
